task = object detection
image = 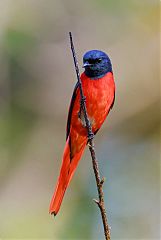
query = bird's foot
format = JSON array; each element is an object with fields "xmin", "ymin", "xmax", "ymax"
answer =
[
  {"xmin": 80, "ymin": 96, "xmax": 86, "ymax": 106},
  {"xmin": 88, "ymin": 132, "xmax": 94, "ymax": 141}
]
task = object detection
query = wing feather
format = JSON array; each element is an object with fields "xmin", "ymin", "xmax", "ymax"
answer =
[{"xmin": 66, "ymin": 82, "xmax": 79, "ymax": 140}]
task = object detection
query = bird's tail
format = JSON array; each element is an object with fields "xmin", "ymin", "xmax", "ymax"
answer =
[{"xmin": 49, "ymin": 137, "xmax": 86, "ymax": 216}]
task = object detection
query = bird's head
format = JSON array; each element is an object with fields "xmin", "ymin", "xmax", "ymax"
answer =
[{"xmin": 83, "ymin": 50, "xmax": 112, "ymax": 79}]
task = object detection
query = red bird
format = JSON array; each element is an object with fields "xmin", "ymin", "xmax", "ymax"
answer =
[{"xmin": 49, "ymin": 50, "xmax": 115, "ymax": 216}]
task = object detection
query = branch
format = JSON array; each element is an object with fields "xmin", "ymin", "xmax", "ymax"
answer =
[{"xmin": 69, "ymin": 32, "xmax": 111, "ymax": 240}]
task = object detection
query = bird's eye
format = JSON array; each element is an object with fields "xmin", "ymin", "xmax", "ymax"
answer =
[
  {"xmin": 97, "ymin": 58, "xmax": 102, "ymax": 63},
  {"xmin": 88, "ymin": 58, "xmax": 102, "ymax": 64}
]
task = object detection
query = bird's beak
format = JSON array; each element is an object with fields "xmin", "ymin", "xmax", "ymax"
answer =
[{"xmin": 82, "ymin": 62, "xmax": 92, "ymax": 68}]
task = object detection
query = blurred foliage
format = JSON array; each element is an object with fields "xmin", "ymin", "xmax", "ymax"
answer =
[
  {"xmin": 0, "ymin": 29, "xmax": 38, "ymax": 183},
  {"xmin": 5, "ymin": 29, "xmax": 35, "ymax": 57}
]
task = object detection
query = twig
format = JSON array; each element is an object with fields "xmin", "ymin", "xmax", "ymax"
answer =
[{"xmin": 69, "ymin": 32, "xmax": 111, "ymax": 240}]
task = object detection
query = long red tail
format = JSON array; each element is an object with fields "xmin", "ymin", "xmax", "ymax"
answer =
[{"xmin": 49, "ymin": 137, "xmax": 86, "ymax": 216}]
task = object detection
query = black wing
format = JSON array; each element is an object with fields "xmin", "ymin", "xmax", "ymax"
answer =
[
  {"xmin": 66, "ymin": 82, "xmax": 79, "ymax": 140},
  {"xmin": 110, "ymin": 90, "xmax": 115, "ymax": 110}
]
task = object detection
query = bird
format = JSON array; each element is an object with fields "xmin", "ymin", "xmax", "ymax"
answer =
[{"xmin": 49, "ymin": 50, "xmax": 115, "ymax": 216}]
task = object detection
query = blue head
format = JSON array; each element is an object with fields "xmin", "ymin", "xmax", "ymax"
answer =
[{"xmin": 83, "ymin": 50, "xmax": 112, "ymax": 79}]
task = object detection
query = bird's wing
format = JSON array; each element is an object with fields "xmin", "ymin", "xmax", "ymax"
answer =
[
  {"xmin": 110, "ymin": 90, "xmax": 115, "ymax": 110},
  {"xmin": 66, "ymin": 82, "xmax": 79, "ymax": 140}
]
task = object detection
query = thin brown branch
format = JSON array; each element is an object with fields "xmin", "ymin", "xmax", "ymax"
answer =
[{"xmin": 69, "ymin": 32, "xmax": 111, "ymax": 240}]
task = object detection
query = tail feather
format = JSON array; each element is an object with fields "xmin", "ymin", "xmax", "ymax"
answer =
[{"xmin": 49, "ymin": 137, "xmax": 86, "ymax": 215}]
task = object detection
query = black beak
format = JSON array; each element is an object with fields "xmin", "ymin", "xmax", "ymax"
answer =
[{"xmin": 82, "ymin": 62, "xmax": 92, "ymax": 68}]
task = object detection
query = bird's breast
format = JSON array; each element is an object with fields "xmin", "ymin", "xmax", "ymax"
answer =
[{"xmin": 71, "ymin": 72, "xmax": 115, "ymax": 136}]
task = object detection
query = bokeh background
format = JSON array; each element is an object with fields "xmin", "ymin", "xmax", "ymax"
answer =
[{"xmin": 0, "ymin": 0, "xmax": 160, "ymax": 239}]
